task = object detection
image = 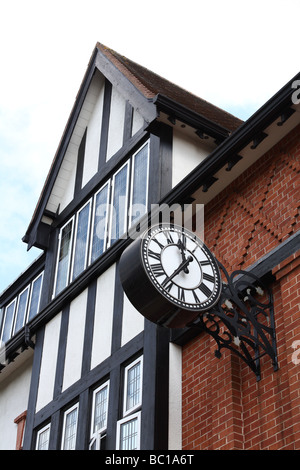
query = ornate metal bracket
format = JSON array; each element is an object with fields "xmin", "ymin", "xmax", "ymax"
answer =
[{"xmin": 188, "ymin": 262, "xmax": 278, "ymax": 380}]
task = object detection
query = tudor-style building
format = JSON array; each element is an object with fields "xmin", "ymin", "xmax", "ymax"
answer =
[{"xmin": 0, "ymin": 43, "xmax": 299, "ymax": 450}]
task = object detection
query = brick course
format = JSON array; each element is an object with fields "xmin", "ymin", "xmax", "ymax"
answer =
[{"xmin": 182, "ymin": 123, "xmax": 300, "ymax": 450}]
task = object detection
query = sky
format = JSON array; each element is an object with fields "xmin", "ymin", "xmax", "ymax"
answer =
[{"xmin": 0, "ymin": 0, "xmax": 299, "ymax": 293}]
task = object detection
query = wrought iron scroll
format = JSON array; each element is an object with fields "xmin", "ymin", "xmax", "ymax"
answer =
[{"xmin": 188, "ymin": 262, "xmax": 278, "ymax": 380}]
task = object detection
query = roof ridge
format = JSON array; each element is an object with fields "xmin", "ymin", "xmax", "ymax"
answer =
[{"xmin": 96, "ymin": 42, "xmax": 243, "ymax": 130}]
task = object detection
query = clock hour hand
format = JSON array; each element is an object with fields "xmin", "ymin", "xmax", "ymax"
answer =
[{"xmin": 161, "ymin": 256, "xmax": 193, "ymax": 288}]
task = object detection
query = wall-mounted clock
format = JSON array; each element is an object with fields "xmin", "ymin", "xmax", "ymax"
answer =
[{"xmin": 119, "ymin": 224, "xmax": 222, "ymax": 328}]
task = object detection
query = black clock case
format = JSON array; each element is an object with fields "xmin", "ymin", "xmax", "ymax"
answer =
[{"xmin": 119, "ymin": 236, "xmax": 201, "ymax": 329}]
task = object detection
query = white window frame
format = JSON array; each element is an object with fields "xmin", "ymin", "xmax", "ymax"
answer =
[
  {"xmin": 108, "ymin": 161, "xmax": 130, "ymax": 248},
  {"xmin": 0, "ymin": 298, "xmax": 17, "ymax": 344},
  {"xmin": 90, "ymin": 380, "xmax": 110, "ymax": 439},
  {"xmin": 70, "ymin": 198, "xmax": 92, "ymax": 281},
  {"xmin": 89, "ymin": 181, "xmax": 110, "ymax": 265},
  {"xmin": 36, "ymin": 423, "xmax": 51, "ymax": 450},
  {"xmin": 61, "ymin": 403, "xmax": 79, "ymax": 450},
  {"xmin": 53, "ymin": 216, "xmax": 75, "ymax": 298},
  {"xmin": 123, "ymin": 356, "xmax": 143, "ymax": 416},
  {"xmin": 12, "ymin": 285, "xmax": 30, "ymax": 336},
  {"xmin": 116, "ymin": 411, "xmax": 141, "ymax": 450},
  {"xmin": 26, "ymin": 271, "xmax": 44, "ymax": 322},
  {"xmin": 129, "ymin": 141, "xmax": 150, "ymax": 229}
]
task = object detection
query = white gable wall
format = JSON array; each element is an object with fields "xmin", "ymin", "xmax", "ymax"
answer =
[
  {"xmin": 172, "ymin": 126, "xmax": 216, "ymax": 187},
  {"xmin": 106, "ymin": 86, "xmax": 126, "ymax": 161},
  {"xmin": 81, "ymin": 73, "xmax": 105, "ymax": 188}
]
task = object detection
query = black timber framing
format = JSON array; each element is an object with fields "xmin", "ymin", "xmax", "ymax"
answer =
[
  {"xmin": 74, "ymin": 128, "xmax": 87, "ymax": 197},
  {"xmin": 23, "ymin": 45, "xmax": 157, "ymax": 251}
]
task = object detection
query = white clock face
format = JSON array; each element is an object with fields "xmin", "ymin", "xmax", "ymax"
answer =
[{"xmin": 141, "ymin": 224, "xmax": 222, "ymax": 312}]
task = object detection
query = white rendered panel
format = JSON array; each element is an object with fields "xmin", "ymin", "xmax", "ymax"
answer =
[
  {"xmin": 90, "ymin": 264, "xmax": 115, "ymax": 369},
  {"xmin": 62, "ymin": 289, "xmax": 88, "ymax": 391},
  {"xmin": 82, "ymin": 73, "xmax": 105, "ymax": 187},
  {"xmin": 36, "ymin": 312, "xmax": 62, "ymax": 412},
  {"xmin": 121, "ymin": 293, "xmax": 144, "ymax": 346},
  {"xmin": 106, "ymin": 87, "xmax": 126, "ymax": 160}
]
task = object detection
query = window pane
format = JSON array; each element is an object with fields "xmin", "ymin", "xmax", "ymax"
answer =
[
  {"xmin": 13, "ymin": 287, "xmax": 29, "ymax": 334},
  {"xmin": 62, "ymin": 407, "xmax": 78, "ymax": 450},
  {"xmin": 27, "ymin": 273, "xmax": 43, "ymax": 321},
  {"xmin": 55, "ymin": 220, "xmax": 73, "ymax": 296},
  {"xmin": 72, "ymin": 203, "xmax": 90, "ymax": 280},
  {"xmin": 1, "ymin": 300, "xmax": 16, "ymax": 343},
  {"xmin": 110, "ymin": 164, "xmax": 129, "ymax": 245},
  {"xmin": 119, "ymin": 417, "xmax": 138, "ymax": 450},
  {"xmin": 130, "ymin": 143, "xmax": 149, "ymax": 226},
  {"xmin": 93, "ymin": 385, "xmax": 109, "ymax": 433},
  {"xmin": 90, "ymin": 184, "xmax": 109, "ymax": 263},
  {"xmin": 37, "ymin": 426, "xmax": 50, "ymax": 450},
  {"xmin": 126, "ymin": 362, "xmax": 141, "ymax": 412}
]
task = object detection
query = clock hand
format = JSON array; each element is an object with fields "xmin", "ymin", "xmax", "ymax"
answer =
[
  {"xmin": 177, "ymin": 239, "xmax": 189, "ymax": 273},
  {"xmin": 161, "ymin": 256, "xmax": 193, "ymax": 288}
]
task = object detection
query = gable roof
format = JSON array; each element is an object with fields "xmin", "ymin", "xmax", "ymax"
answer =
[
  {"xmin": 23, "ymin": 42, "xmax": 243, "ymax": 250},
  {"xmin": 96, "ymin": 43, "xmax": 243, "ymax": 132}
]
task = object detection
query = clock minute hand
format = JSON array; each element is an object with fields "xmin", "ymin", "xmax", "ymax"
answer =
[
  {"xmin": 177, "ymin": 239, "xmax": 189, "ymax": 273},
  {"xmin": 161, "ymin": 256, "xmax": 193, "ymax": 288}
]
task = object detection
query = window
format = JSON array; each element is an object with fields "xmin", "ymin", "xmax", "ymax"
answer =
[
  {"xmin": 54, "ymin": 218, "xmax": 74, "ymax": 296},
  {"xmin": 36, "ymin": 423, "xmax": 51, "ymax": 450},
  {"xmin": 90, "ymin": 182, "xmax": 110, "ymax": 264},
  {"xmin": 53, "ymin": 141, "xmax": 150, "ymax": 297},
  {"xmin": 89, "ymin": 381, "xmax": 109, "ymax": 450},
  {"xmin": 123, "ymin": 356, "xmax": 143, "ymax": 415},
  {"xmin": 27, "ymin": 272, "xmax": 44, "ymax": 321},
  {"xmin": 109, "ymin": 162, "xmax": 129, "ymax": 246},
  {"xmin": 116, "ymin": 356, "xmax": 143, "ymax": 450},
  {"xmin": 71, "ymin": 200, "xmax": 91, "ymax": 280},
  {"xmin": 61, "ymin": 403, "xmax": 79, "ymax": 450},
  {"xmin": 1, "ymin": 299, "xmax": 16, "ymax": 344},
  {"xmin": 129, "ymin": 143, "xmax": 149, "ymax": 227},
  {"xmin": 13, "ymin": 286, "xmax": 29, "ymax": 335},
  {"xmin": 0, "ymin": 272, "xmax": 44, "ymax": 345},
  {"xmin": 116, "ymin": 412, "xmax": 141, "ymax": 450}
]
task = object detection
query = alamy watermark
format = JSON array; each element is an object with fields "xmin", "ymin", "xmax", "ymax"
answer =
[{"xmin": 291, "ymin": 80, "xmax": 300, "ymax": 105}]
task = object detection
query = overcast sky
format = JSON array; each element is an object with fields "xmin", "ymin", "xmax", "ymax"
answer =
[{"xmin": 0, "ymin": 0, "xmax": 299, "ymax": 293}]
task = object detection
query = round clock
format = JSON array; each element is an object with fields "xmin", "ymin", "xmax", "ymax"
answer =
[{"xmin": 119, "ymin": 224, "xmax": 222, "ymax": 328}]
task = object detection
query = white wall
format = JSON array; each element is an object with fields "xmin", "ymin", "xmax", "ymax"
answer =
[
  {"xmin": 90, "ymin": 264, "xmax": 116, "ymax": 369},
  {"xmin": 106, "ymin": 86, "xmax": 126, "ymax": 160},
  {"xmin": 0, "ymin": 353, "xmax": 33, "ymax": 449},
  {"xmin": 82, "ymin": 73, "xmax": 105, "ymax": 187},
  {"xmin": 62, "ymin": 289, "xmax": 88, "ymax": 391},
  {"xmin": 36, "ymin": 312, "xmax": 62, "ymax": 412},
  {"xmin": 172, "ymin": 127, "xmax": 214, "ymax": 187},
  {"xmin": 121, "ymin": 293, "xmax": 144, "ymax": 346}
]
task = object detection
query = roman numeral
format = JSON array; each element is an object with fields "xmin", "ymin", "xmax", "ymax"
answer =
[
  {"xmin": 200, "ymin": 260, "xmax": 211, "ymax": 266},
  {"xmin": 151, "ymin": 263, "xmax": 165, "ymax": 278},
  {"xmin": 178, "ymin": 286, "xmax": 185, "ymax": 301},
  {"xmin": 203, "ymin": 273, "xmax": 215, "ymax": 283},
  {"xmin": 192, "ymin": 290, "xmax": 201, "ymax": 304},
  {"xmin": 153, "ymin": 238, "xmax": 165, "ymax": 249},
  {"xmin": 199, "ymin": 282, "xmax": 213, "ymax": 298},
  {"xmin": 163, "ymin": 231, "xmax": 174, "ymax": 244},
  {"xmin": 148, "ymin": 249, "xmax": 161, "ymax": 261}
]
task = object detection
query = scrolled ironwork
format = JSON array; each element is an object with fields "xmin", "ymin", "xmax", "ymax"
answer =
[{"xmin": 188, "ymin": 262, "xmax": 278, "ymax": 379}]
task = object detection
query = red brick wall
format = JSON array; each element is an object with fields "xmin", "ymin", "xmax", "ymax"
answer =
[{"xmin": 182, "ymin": 124, "xmax": 300, "ymax": 450}]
